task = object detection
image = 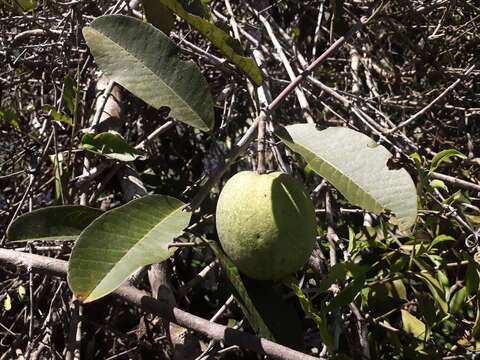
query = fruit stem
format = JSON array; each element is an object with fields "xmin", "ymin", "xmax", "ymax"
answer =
[{"xmin": 256, "ymin": 115, "xmax": 266, "ymax": 174}]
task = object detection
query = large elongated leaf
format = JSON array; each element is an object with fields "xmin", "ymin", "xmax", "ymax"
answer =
[
  {"xmin": 159, "ymin": 0, "xmax": 263, "ymax": 85},
  {"xmin": 142, "ymin": 0, "xmax": 175, "ymax": 34},
  {"xmin": 68, "ymin": 195, "xmax": 191, "ymax": 302},
  {"xmin": 284, "ymin": 277, "xmax": 333, "ymax": 351},
  {"xmin": 7, "ymin": 206, "xmax": 103, "ymax": 242},
  {"xmin": 83, "ymin": 15, "xmax": 214, "ymax": 132},
  {"xmin": 276, "ymin": 125, "xmax": 417, "ymax": 230},
  {"xmin": 209, "ymin": 241, "xmax": 304, "ymax": 348},
  {"xmin": 208, "ymin": 242, "xmax": 274, "ymax": 340}
]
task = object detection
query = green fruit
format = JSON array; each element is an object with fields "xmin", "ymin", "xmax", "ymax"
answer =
[{"xmin": 215, "ymin": 171, "xmax": 317, "ymax": 280}]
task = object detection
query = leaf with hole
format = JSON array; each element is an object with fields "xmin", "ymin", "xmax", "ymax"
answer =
[
  {"xmin": 68, "ymin": 195, "xmax": 191, "ymax": 302},
  {"xmin": 276, "ymin": 125, "xmax": 418, "ymax": 231},
  {"xmin": 83, "ymin": 15, "xmax": 214, "ymax": 131},
  {"xmin": 7, "ymin": 206, "xmax": 103, "ymax": 242},
  {"xmin": 158, "ymin": 0, "xmax": 263, "ymax": 85}
]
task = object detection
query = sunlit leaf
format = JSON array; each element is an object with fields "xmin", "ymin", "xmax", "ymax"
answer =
[
  {"xmin": 83, "ymin": 15, "xmax": 214, "ymax": 131},
  {"xmin": 68, "ymin": 195, "xmax": 190, "ymax": 302},
  {"xmin": 276, "ymin": 125, "xmax": 418, "ymax": 231},
  {"xmin": 429, "ymin": 149, "xmax": 466, "ymax": 173},
  {"xmin": 401, "ymin": 310, "xmax": 428, "ymax": 340},
  {"xmin": 428, "ymin": 234, "xmax": 455, "ymax": 251},
  {"xmin": 429, "ymin": 179, "xmax": 448, "ymax": 192},
  {"xmin": 3, "ymin": 294, "xmax": 12, "ymax": 311},
  {"xmin": 158, "ymin": 0, "xmax": 263, "ymax": 85}
]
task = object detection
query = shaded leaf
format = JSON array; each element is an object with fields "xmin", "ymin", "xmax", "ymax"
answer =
[
  {"xmin": 449, "ymin": 287, "xmax": 466, "ymax": 314},
  {"xmin": 83, "ymin": 15, "xmax": 214, "ymax": 131},
  {"xmin": 324, "ymin": 274, "xmax": 366, "ymax": 312},
  {"xmin": 81, "ymin": 132, "xmax": 144, "ymax": 162},
  {"xmin": 142, "ymin": 0, "xmax": 175, "ymax": 34},
  {"xmin": 63, "ymin": 75, "xmax": 76, "ymax": 114},
  {"xmin": 242, "ymin": 277, "xmax": 304, "ymax": 348},
  {"xmin": 68, "ymin": 195, "xmax": 190, "ymax": 302},
  {"xmin": 467, "ymin": 263, "xmax": 480, "ymax": 296},
  {"xmin": 276, "ymin": 125, "xmax": 417, "ymax": 231},
  {"xmin": 7, "ymin": 206, "xmax": 103, "ymax": 242},
  {"xmin": 209, "ymin": 241, "xmax": 275, "ymax": 341},
  {"xmin": 415, "ymin": 272, "xmax": 448, "ymax": 314},
  {"xmin": 386, "ymin": 279, "xmax": 407, "ymax": 300},
  {"xmin": 401, "ymin": 310, "xmax": 428, "ymax": 340},
  {"xmin": 284, "ymin": 276, "xmax": 333, "ymax": 351},
  {"xmin": 15, "ymin": 0, "xmax": 37, "ymax": 11},
  {"xmin": 43, "ymin": 106, "xmax": 74, "ymax": 126},
  {"xmin": 429, "ymin": 149, "xmax": 466, "ymax": 173},
  {"xmin": 158, "ymin": 0, "xmax": 263, "ymax": 85}
]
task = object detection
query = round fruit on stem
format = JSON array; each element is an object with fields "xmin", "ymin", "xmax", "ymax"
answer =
[{"xmin": 215, "ymin": 171, "xmax": 317, "ymax": 281}]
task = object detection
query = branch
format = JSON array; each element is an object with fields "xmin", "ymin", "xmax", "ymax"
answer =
[
  {"xmin": 189, "ymin": 0, "xmax": 385, "ymax": 209},
  {"xmin": 0, "ymin": 249, "xmax": 319, "ymax": 360}
]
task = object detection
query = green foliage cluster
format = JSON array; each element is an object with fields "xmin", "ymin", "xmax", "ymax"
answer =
[{"xmin": 1, "ymin": 1, "xmax": 479, "ymax": 359}]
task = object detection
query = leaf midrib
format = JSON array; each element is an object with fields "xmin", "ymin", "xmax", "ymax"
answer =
[
  {"xmin": 294, "ymin": 139, "xmax": 385, "ymax": 212},
  {"xmin": 86, "ymin": 26, "xmax": 200, "ymax": 123},
  {"xmin": 82, "ymin": 203, "xmax": 186, "ymax": 300}
]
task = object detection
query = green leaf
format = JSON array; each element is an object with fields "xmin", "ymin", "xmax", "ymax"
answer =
[
  {"xmin": 15, "ymin": 0, "xmax": 37, "ymax": 11},
  {"xmin": 7, "ymin": 206, "xmax": 103, "ymax": 242},
  {"xmin": 466, "ymin": 263, "xmax": 479, "ymax": 296},
  {"xmin": 242, "ymin": 277, "xmax": 304, "ymax": 348},
  {"xmin": 48, "ymin": 152, "xmax": 65, "ymax": 203},
  {"xmin": 208, "ymin": 242, "xmax": 275, "ymax": 341},
  {"xmin": 3, "ymin": 294, "xmax": 12, "ymax": 311},
  {"xmin": 473, "ymin": 298, "xmax": 480, "ymax": 339},
  {"xmin": 324, "ymin": 274, "xmax": 366, "ymax": 312},
  {"xmin": 17, "ymin": 286, "xmax": 26, "ymax": 302},
  {"xmin": 429, "ymin": 149, "xmax": 466, "ymax": 173},
  {"xmin": 414, "ymin": 272, "xmax": 448, "ymax": 314},
  {"xmin": 81, "ymin": 132, "xmax": 145, "ymax": 162},
  {"xmin": 276, "ymin": 125, "xmax": 418, "ymax": 231},
  {"xmin": 386, "ymin": 279, "xmax": 407, "ymax": 300},
  {"xmin": 142, "ymin": 0, "xmax": 175, "ymax": 34},
  {"xmin": 401, "ymin": 309, "xmax": 428, "ymax": 340},
  {"xmin": 68, "ymin": 195, "xmax": 190, "ymax": 302},
  {"xmin": 158, "ymin": 0, "xmax": 263, "ymax": 85},
  {"xmin": 63, "ymin": 75, "xmax": 76, "ymax": 114},
  {"xmin": 428, "ymin": 234, "xmax": 455, "ymax": 251},
  {"xmin": 284, "ymin": 277, "xmax": 333, "ymax": 351},
  {"xmin": 83, "ymin": 15, "xmax": 214, "ymax": 131},
  {"xmin": 449, "ymin": 287, "xmax": 466, "ymax": 314},
  {"xmin": 429, "ymin": 179, "xmax": 448, "ymax": 192},
  {"xmin": 0, "ymin": 109, "xmax": 21, "ymax": 131}
]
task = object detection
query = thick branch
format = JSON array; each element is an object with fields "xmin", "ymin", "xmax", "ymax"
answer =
[{"xmin": 0, "ymin": 249, "xmax": 318, "ymax": 360}]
